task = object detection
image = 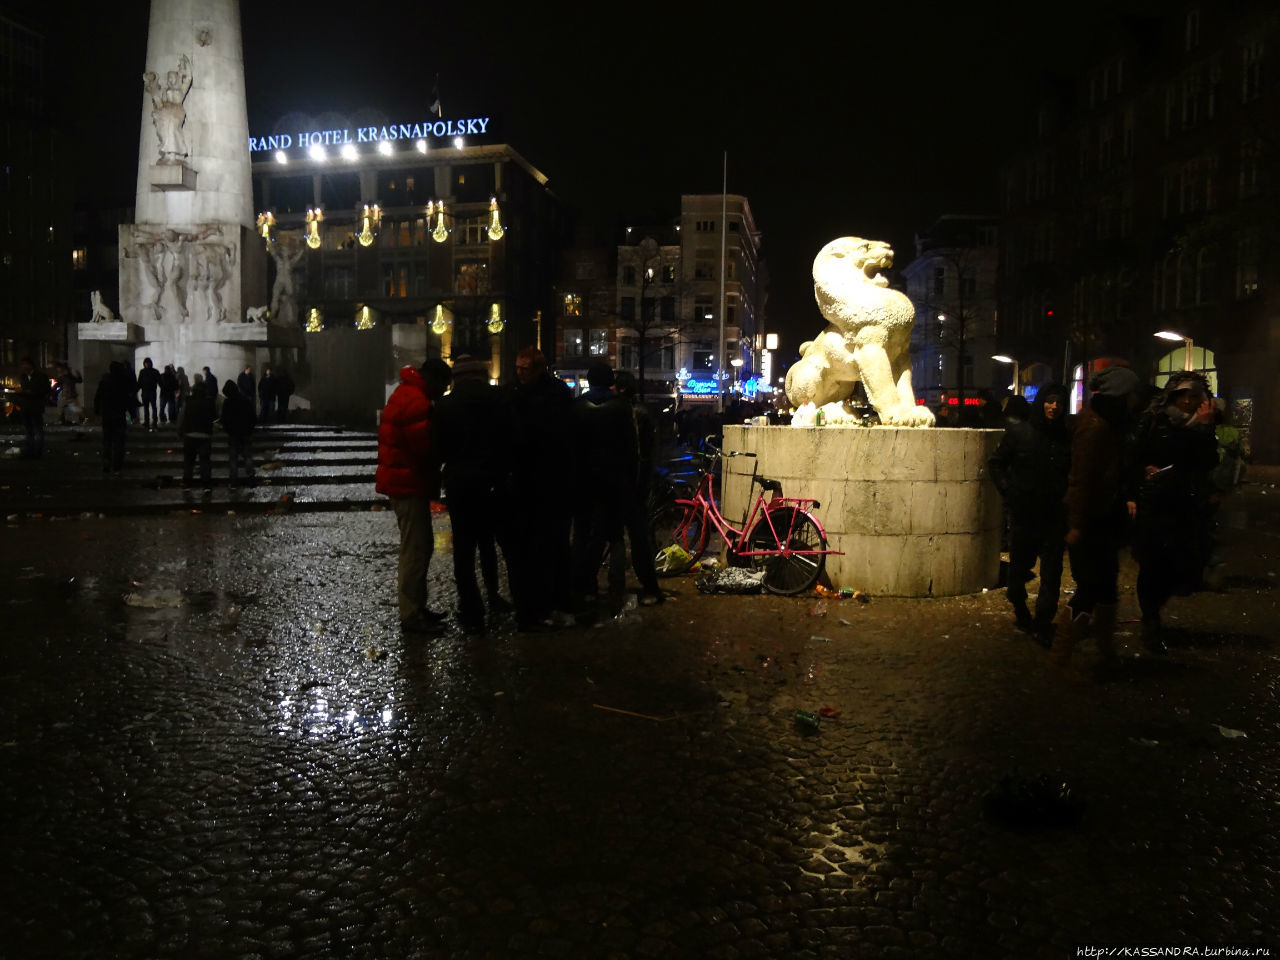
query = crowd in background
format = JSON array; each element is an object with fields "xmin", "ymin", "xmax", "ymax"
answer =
[{"xmin": 987, "ymin": 359, "xmax": 1248, "ymax": 675}]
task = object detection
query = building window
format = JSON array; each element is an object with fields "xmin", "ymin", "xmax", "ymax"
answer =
[
  {"xmin": 621, "ymin": 296, "xmax": 636, "ymax": 322},
  {"xmin": 575, "ymin": 261, "xmax": 597, "ymax": 280},
  {"xmin": 1195, "ymin": 248, "xmax": 1215, "ymax": 304},
  {"xmin": 1243, "ymin": 40, "xmax": 1264, "ymax": 102},
  {"xmin": 662, "ymin": 339, "xmax": 675, "ymax": 369},
  {"xmin": 695, "ymin": 220, "xmax": 716, "ymax": 233},
  {"xmin": 695, "ymin": 296, "xmax": 714, "ymax": 321},
  {"xmin": 323, "ymin": 266, "xmax": 354, "ymax": 298},
  {"xmin": 564, "ymin": 328, "xmax": 584, "ymax": 359},
  {"xmin": 692, "ymin": 349, "xmax": 714, "ymax": 371},
  {"xmin": 396, "ymin": 220, "xmax": 412, "ymax": 246},
  {"xmin": 729, "ymin": 221, "xmax": 740, "ymax": 232},
  {"xmin": 563, "ymin": 293, "xmax": 582, "ymax": 316},
  {"xmin": 660, "ymin": 296, "xmax": 675, "ymax": 322},
  {"xmin": 71, "ymin": 248, "xmax": 87, "ymax": 270},
  {"xmin": 933, "ymin": 266, "xmax": 945, "ymax": 297},
  {"xmin": 1181, "ymin": 73, "xmax": 1200, "ymax": 129},
  {"xmin": 619, "ymin": 341, "xmax": 635, "ymax": 370},
  {"xmin": 456, "ymin": 261, "xmax": 489, "ymax": 295},
  {"xmin": 960, "ymin": 275, "xmax": 977, "ymax": 298},
  {"xmin": 459, "ymin": 218, "xmax": 486, "ymax": 246},
  {"xmin": 1236, "ymin": 234, "xmax": 1259, "ymax": 298},
  {"xmin": 662, "ymin": 264, "xmax": 676, "ymax": 283},
  {"xmin": 1240, "ymin": 138, "xmax": 1262, "ymax": 199},
  {"xmin": 1121, "ymin": 108, "xmax": 1134, "ymax": 160},
  {"xmin": 1184, "ymin": 7, "xmax": 1199, "ymax": 51},
  {"xmin": 695, "ymin": 258, "xmax": 714, "ymax": 280},
  {"xmin": 623, "ymin": 265, "xmax": 636, "ymax": 285},
  {"xmin": 726, "ymin": 260, "xmax": 737, "ymax": 280},
  {"xmin": 588, "ymin": 328, "xmax": 609, "ymax": 356}
]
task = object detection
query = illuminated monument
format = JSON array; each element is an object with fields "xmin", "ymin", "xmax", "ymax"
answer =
[
  {"xmin": 81, "ymin": 0, "xmax": 293, "ymax": 382},
  {"xmin": 720, "ymin": 235, "xmax": 1001, "ymax": 598}
]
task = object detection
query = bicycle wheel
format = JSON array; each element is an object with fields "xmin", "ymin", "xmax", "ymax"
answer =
[
  {"xmin": 746, "ymin": 507, "xmax": 827, "ymax": 595},
  {"xmin": 650, "ymin": 499, "xmax": 707, "ymax": 575}
]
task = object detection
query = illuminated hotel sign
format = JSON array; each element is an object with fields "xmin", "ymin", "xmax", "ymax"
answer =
[{"xmin": 248, "ymin": 116, "xmax": 492, "ymax": 154}]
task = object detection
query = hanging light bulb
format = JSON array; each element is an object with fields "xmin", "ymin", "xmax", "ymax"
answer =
[
  {"xmin": 487, "ymin": 196, "xmax": 504, "ymax": 241},
  {"xmin": 355, "ymin": 305, "xmax": 374, "ymax": 330},
  {"xmin": 305, "ymin": 307, "xmax": 323, "ymax": 332},
  {"xmin": 305, "ymin": 207, "xmax": 323, "ymax": 249},
  {"xmin": 431, "ymin": 303, "xmax": 448, "ymax": 335},
  {"xmin": 432, "ymin": 201, "xmax": 448, "ymax": 243},
  {"xmin": 487, "ymin": 302, "xmax": 504, "ymax": 334},
  {"xmin": 256, "ymin": 211, "xmax": 275, "ymax": 243}
]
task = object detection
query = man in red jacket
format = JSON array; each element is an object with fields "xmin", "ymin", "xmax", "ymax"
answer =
[{"xmin": 377, "ymin": 360, "xmax": 453, "ymax": 633}]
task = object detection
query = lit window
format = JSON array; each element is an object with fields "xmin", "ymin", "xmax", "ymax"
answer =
[
  {"xmin": 71, "ymin": 248, "xmax": 87, "ymax": 270},
  {"xmin": 563, "ymin": 294, "xmax": 582, "ymax": 317}
]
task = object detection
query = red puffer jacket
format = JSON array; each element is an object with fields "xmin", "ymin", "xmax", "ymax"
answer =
[{"xmin": 375, "ymin": 366, "xmax": 438, "ymax": 498}]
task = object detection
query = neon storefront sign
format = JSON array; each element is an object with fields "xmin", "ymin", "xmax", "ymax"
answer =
[{"xmin": 248, "ymin": 117, "xmax": 491, "ymax": 154}]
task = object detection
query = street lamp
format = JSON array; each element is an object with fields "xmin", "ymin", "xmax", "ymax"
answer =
[
  {"xmin": 1155, "ymin": 330, "xmax": 1194, "ymax": 371},
  {"xmin": 992, "ymin": 354, "xmax": 1020, "ymax": 396}
]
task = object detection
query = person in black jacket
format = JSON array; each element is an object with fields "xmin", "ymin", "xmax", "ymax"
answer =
[
  {"xmin": 160, "ymin": 364, "xmax": 179, "ymax": 424},
  {"xmin": 607, "ymin": 370, "xmax": 664, "ymax": 605},
  {"xmin": 137, "ymin": 357, "xmax": 162, "ymax": 431},
  {"xmin": 220, "ymin": 380, "xmax": 257, "ymax": 486},
  {"xmin": 178, "ymin": 373, "xmax": 216, "ymax": 488},
  {"xmin": 1130, "ymin": 372, "xmax": 1219, "ymax": 653},
  {"xmin": 988, "ymin": 384, "xmax": 1071, "ymax": 646},
  {"xmin": 504, "ymin": 347, "xmax": 575, "ymax": 631},
  {"xmin": 237, "ymin": 366, "xmax": 255, "ymax": 407},
  {"xmin": 258, "ymin": 366, "xmax": 276, "ymax": 422},
  {"xmin": 94, "ymin": 361, "xmax": 132, "ymax": 473},
  {"xmin": 572, "ymin": 361, "xmax": 637, "ymax": 621},
  {"xmin": 275, "ymin": 368, "xmax": 294, "ymax": 422},
  {"xmin": 432, "ymin": 355, "xmax": 510, "ymax": 634}
]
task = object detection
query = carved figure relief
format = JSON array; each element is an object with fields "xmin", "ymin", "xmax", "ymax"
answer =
[
  {"xmin": 269, "ymin": 237, "xmax": 306, "ymax": 327},
  {"xmin": 192, "ymin": 235, "xmax": 237, "ymax": 322},
  {"xmin": 131, "ymin": 225, "xmax": 218, "ymax": 324},
  {"xmin": 143, "ymin": 54, "xmax": 193, "ymax": 165},
  {"xmin": 786, "ymin": 237, "xmax": 935, "ymax": 427},
  {"xmin": 89, "ymin": 290, "xmax": 116, "ymax": 324}
]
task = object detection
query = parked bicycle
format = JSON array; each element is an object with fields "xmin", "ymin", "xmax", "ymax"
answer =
[{"xmin": 650, "ymin": 441, "xmax": 841, "ymax": 595}]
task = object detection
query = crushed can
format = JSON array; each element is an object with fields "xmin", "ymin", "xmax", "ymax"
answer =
[{"xmin": 794, "ymin": 710, "xmax": 821, "ymax": 730}]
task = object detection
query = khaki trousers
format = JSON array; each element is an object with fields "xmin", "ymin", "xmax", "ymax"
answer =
[{"xmin": 392, "ymin": 496, "xmax": 434, "ymax": 621}]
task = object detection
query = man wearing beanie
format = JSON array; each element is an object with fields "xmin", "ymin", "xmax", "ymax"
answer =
[{"xmin": 1054, "ymin": 361, "xmax": 1143, "ymax": 674}]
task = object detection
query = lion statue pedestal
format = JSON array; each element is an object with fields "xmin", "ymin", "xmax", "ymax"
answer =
[{"xmin": 722, "ymin": 424, "xmax": 1001, "ymax": 596}]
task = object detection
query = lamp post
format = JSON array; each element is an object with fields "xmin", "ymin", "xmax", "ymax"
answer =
[
  {"xmin": 730, "ymin": 356, "xmax": 743, "ymax": 393},
  {"xmin": 991, "ymin": 354, "xmax": 1020, "ymax": 396},
  {"xmin": 1154, "ymin": 330, "xmax": 1194, "ymax": 371}
]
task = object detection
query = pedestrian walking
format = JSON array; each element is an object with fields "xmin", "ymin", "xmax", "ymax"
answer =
[
  {"xmin": 988, "ymin": 384, "xmax": 1071, "ymax": 646},
  {"xmin": 258, "ymin": 366, "xmax": 276, "ymax": 423},
  {"xmin": 54, "ymin": 363, "xmax": 84, "ymax": 425},
  {"xmin": 607, "ymin": 370, "xmax": 664, "ymax": 606},
  {"xmin": 376, "ymin": 360, "xmax": 453, "ymax": 634},
  {"xmin": 504, "ymin": 347, "xmax": 576, "ymax": 632},
  {"xmin": 1055, "ymin": 362, "xmax": 1143, "ymax": 673},
  {"xmin": 1130, "ymin": 372, "xmax": 1219, "ymax": 653},
  {"xmin": 202, "ymin": 366, "xmax": 220, "ymax": 400},
  {"xmin": 137, "ymin": 357, "xmax": 162, "ymax": 430},
  {"xmin": 94, "ymin": 361, "xmax": 132, "ymax": 473},
  {"xmin": 219, "ymin": 380, "xmax": 257, "ymax": 486},
  {"xmin": 433, "ymin": 355, "xmax": 512, "ymax": 634},
  {"xmin": 178, "ymin": 373, "xmax": 216, "ymax": 488}
]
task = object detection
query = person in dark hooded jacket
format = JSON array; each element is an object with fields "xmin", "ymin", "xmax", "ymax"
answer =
[
  {"xmin": 988, "ymin": 383, "xmax": 1071, "ymax": 646},
  {"xmin": 220, "ymin": 380, "xmax": 257, "ymax": 486},
  {"xmin": 1130, "ymin": 371, "xmax": 1218, "ymax": 652}
]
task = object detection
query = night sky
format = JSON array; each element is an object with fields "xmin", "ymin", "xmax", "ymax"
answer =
[{"xmin": 28, "ymin": 0, "xmax": 1159, "ymax": 356}]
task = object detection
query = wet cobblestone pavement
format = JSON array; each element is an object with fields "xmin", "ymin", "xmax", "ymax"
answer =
[{"xmin": 2, "ymin": 431, "xmax": 1278, "ymax": 958}]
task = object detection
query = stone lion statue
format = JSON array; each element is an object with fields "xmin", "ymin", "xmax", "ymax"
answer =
[
  {"xmin": 89, "ymin": 290, "xmax": 116, "ymax": 324},
  {"xmin": 245, "ymin": 305, "xmax": 269, "ymax": 323},
  {"xmin": 785, "ymin": 237, "xmax": 934, "ymax": 427}
]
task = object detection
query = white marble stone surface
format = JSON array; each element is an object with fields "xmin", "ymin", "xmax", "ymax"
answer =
[{"xmin": 721, "ymin": 425, "xmax": 1003, "ymax": 597}]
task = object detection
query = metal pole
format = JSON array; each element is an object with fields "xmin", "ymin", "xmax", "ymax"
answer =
[{"xmin": 717, "ymin": 152, "xmax": 727, "ymax": 415}]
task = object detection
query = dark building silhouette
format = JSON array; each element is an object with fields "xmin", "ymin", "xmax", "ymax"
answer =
[{"xmin": 1000, "ymin": 2, "xmax": 1278, "ymax": 459}]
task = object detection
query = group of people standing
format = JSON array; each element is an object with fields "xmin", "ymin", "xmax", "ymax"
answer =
[
  {"xmin": 989, "ymin": 361, "xmax": 1237, "ymax": 676},
  {"xmin": 87, "ymin": 359, "xmax": 290, "ymax": 483},
  {"xmin": 376, "ymin": 349, "xmax": 663, "ymax": 637}
]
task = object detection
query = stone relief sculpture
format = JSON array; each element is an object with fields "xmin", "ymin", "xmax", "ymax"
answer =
[
  {"xmin": 132, "ymin": 225, "xmax": 218, "ymax": 323},
  {"xmin": 143, "ymin": 54, "xmax": 193, "ymax": 165},
  {"xmin": 193, "ymin": 234, "xmax": 237, "ymax": 323},
  {"xmin": 89, "ymin": 290, "xmax": 116, "ymax": 324},
  {"xmin": 245, "ymin": 305, "xmax": 269, "ymax": 323},
  {"xmin": 269, "ymin": 237, "xmax": 306, "ymax": 327},
  {"xmin": 786, "ymin": 237, "xmax": 935, "ymax": 427}
]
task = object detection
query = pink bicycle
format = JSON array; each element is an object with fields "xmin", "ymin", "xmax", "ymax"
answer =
[{"xmin": 651, "ymin": 442, "xmax": 841, "ymax": 595}]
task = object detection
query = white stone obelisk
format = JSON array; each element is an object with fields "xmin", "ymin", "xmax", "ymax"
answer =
[{"xmin": 85, "ymin": 0, "xmax": 289, "ymax": 388}]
